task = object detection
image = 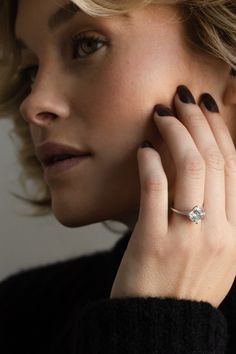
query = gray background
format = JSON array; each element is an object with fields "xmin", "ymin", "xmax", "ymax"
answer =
[{"xmin": 0, "ymin": 118, "xmax": 127, "ymax": 283}]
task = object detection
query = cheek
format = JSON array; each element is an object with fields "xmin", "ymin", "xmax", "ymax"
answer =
[
  {"xmin": 80, "ymin": 59, "xmax": 157, "ymax": 143},
  {"xmin": 84, "ymin": 43, "xmax": 188, "ymax": 123},
  {"xmin": 74, "ymin": 36, "xmax": 190, "ymax": 175}
]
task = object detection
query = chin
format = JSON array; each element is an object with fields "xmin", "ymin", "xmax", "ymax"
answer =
[
  {"xmin": 51, "ymin": 203, "xmax": 115, "ymax": 229},
  {"xmin": 53, "ymin": 211, "xmax": 103, "ymax": 228},
  {"xmin": 49, "ymin": 188, "xmax": 139, "ymax": 229}
]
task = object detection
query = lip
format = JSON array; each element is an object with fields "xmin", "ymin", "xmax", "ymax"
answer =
[
  {"xmin": 43, "ymin": 155, "xmax": 90, "ymax": 182},
  {"xmin": 35, "ymin": 142, "xmax": 91, "ymax": 167}
]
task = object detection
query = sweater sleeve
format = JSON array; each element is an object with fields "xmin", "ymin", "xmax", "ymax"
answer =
[{"xmin": 74, "ymin": 297, "xmax": 229, "ymax": 354}]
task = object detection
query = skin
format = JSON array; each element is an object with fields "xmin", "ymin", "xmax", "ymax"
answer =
[{"xmin": 15, "ymin": 0, "xmax": 236, "ymax": 232}]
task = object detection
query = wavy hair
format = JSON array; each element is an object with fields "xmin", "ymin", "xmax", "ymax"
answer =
[{"xmin": 0, "ymin": 0, "xmax": 235, "ymax": 232}]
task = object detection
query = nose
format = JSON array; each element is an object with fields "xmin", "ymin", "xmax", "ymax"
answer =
[{"xmin": 19, "ymin": 72, "xmax": 70, "ymax": 126}]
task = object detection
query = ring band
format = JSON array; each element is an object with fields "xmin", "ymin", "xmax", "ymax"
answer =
[{"xmin": 170, "ymin": 205, "xmax": 206, "ymax": 224}]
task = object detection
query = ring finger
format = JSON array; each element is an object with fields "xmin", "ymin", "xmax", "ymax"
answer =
[
  {"xmin": 154, "ymin": 103, "xmax": 205, "ymax": 227},
  {"xmin": 174, "ymin": 85, "xmax": 225, "ymax": 222}
]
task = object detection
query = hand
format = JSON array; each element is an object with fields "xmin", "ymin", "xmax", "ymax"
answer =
[{"xmin": 110, "ymin": 85, "xmax": 236, "ymax": 308}]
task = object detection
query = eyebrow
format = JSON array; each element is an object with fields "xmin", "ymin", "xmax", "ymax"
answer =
[
  {"xmin": 15, "ymin": 1, "xmax": 81, "ymax": 50},
  {"xmin": 49, "ymin": 1, "xmax": 81, "ymax": 31}
]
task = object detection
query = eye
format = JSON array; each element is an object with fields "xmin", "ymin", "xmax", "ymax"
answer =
[
  {"xmin": 17, "ymin": 34, "xmax": 109, "ymax": 85},
  {"xmin": 71, "ymin": 33, "xmax": 109, "ymax": 59},
  {"xmin": 17, "ymin": 65, "xmax": 38, "ymax": 86}
]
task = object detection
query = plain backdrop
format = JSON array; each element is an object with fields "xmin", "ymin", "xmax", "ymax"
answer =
[{"xmin": 0, "ymin": 118, "xmax": 128, "ymax": 283}]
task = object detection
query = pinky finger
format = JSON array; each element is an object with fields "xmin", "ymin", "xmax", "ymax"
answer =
[{"xmin": 135, "ymin": 142, "xmax": 168, "ymax": 242}]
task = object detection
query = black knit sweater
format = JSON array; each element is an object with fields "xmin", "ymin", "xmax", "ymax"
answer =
[{"xmin": 0, "ymin": 230, "xmax": 235, "ymax": 353}]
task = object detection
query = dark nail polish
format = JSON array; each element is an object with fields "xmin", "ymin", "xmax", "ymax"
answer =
[
  {"xmin": 230, "ymin": 68, "xmax": 236, "ymax": 76},
  {"xmin": 200, "ymin": 93, "xmax": 220, "ymax": 113},
  {"xmin": 140, "ymin": 141, "xmax": 153, "ymax": 149},
  {"xmin": 177, "ymin": 85, "xmax": 196, "ymax": 104},
  {"xmin": 154, "ymin": 104, "xmax": 175, "ymax": 117}
]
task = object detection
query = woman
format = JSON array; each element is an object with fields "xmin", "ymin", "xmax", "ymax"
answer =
[{"xmin": 0, "ymin": 0, "xmax": 236, "ymax": 352}]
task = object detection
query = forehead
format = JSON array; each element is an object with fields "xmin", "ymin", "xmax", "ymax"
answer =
[
  {"xmin": 15, "ymin": 0, "xmax": 104, "ymax": 54},
  {"xmin": 15, "ymin": 0, "xmax": 81, "ymax": 37}
]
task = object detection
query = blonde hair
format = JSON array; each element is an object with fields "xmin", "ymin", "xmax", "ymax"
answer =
[{"xmin": 0, "ymin": 0, "xmax": 235, "ymax": 219}]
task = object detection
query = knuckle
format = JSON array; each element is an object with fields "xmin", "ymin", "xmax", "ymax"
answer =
[
  {"xmin": 205, "ymin": 233, "xmax": 226, "ymax": 254},
  {"xmin": 182, "ymin": 152, "xmax": 205, "ymax": 177},
  {"xmin": 143, "ymin": 177, "xmax": 167, "ymax": 193},
  {"xmin": 204, "ymin": 147, "xmax": 224, "ymax": 171},
  {"xmin": 188, "ymin": 113, "xmax": 204, "ymax": 126},
  {"xmin": 208, "ymin": 238, "xmax": 226, "ymax": 255},
  {"xmin": 225, "ymin": 153, "xmax": 236, "ymax": 174},
  {"xmin": 164, "ymin": 120, "xmax": 183, "ymax": 132},
  {"xmin": 178, "ymin": 240, "xmax": 192, "ymax": 255}
]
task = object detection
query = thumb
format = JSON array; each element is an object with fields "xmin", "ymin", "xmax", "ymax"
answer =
[{"xmin": 135, "ymin": 141, "xmax": 168, "ymax": 239}]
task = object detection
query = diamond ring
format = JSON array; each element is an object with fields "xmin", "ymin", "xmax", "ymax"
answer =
[{"xmin": 170, "ymin": 205, "xmax": 206, "ymax": 224}]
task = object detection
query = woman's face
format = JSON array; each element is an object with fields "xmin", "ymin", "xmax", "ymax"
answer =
[{"xmin": 15, "ymin": 0, "xmax": 235, "ymax": 230}]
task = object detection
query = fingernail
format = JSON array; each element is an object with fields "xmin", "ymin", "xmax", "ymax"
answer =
[
  {"xmin": 177, "ymin": 85, "xmax": 196, "ymax": 104},
  {"xmin": 140, "ymin": 141, "xmax": 153, "ymax": 149},
  {"xmin": 230, "ymin": 68, "xmax": 236, "ymax": 76},
  {"xmin": 154, "ymin": 104, "xmax": 175, "ymax": 117},
  {"xmin": 199, "ymin": 93, "xmax": 220, "ymax": 113}
]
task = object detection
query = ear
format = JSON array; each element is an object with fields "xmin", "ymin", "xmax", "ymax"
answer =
[{"xmin": 223, "ymin": 68, "xmax": 236, "ymax": 105}]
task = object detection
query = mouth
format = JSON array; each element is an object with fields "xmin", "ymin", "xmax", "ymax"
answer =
[
  {"xmin": 35, "ymin": 141, "xmax": 92, "ymax": 167},
  {"xmin": 44, "ymin": 153, "xmax": 91, "ymax": 167},
  {"xmin": 43, "ymin": 154, "xmax": 91, "ymax": 182}
]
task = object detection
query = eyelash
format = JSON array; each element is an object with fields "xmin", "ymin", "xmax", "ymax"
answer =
[{"xmin": 17, "ymin": 34, "xmax": 109, "ymax": 84}]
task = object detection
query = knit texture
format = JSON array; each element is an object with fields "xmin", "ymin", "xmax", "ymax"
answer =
[
  {"xmin": 76, "ymin": 297, "xmax": 228, "ymax": 354},
  {"xmin": 0, "ymin": 231, "xmax": 234, "ymax": 353}
]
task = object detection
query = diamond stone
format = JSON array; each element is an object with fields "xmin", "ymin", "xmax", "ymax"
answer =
[{"xmin": 188, "ymin": 206, "xmax": 205, "ymax": 224}]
